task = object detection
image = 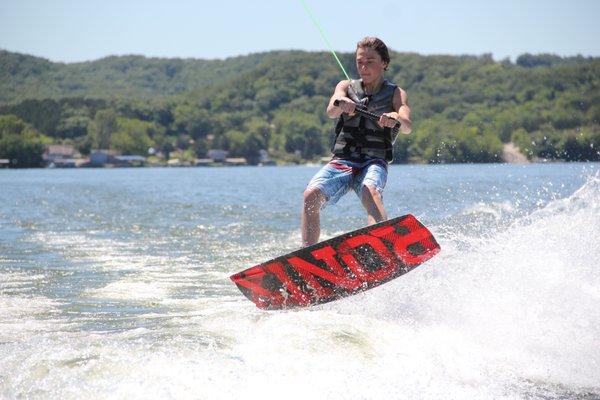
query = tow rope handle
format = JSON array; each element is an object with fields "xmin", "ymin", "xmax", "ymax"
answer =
[{"xmin": 333, "ymin": 99, "xmax": 401, "ymax": 135}]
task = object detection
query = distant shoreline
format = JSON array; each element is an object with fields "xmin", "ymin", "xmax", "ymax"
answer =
[{"xmin": 4, "ymin": 160, "xmax": 595, "ymax": 171}]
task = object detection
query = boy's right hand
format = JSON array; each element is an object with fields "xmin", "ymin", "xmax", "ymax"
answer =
[{"xmin": 334, "ymin": 98, "xmax": 356, "ymax": 116}]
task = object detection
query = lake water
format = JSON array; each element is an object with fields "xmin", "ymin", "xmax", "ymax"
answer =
[{"xmin": 1, "ymin": 163, "xmax": 599, "ymax": 399}]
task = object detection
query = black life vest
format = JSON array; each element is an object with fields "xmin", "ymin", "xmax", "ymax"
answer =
[{"xmin": 332, "ymin": 79, "xmax": 397, "ymax": 162}]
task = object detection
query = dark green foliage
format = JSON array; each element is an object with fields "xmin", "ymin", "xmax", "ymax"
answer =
[
  {"xmin": 0, "ymin": 115, "xmax": 45, "ymax": 167},
  {"xmin": 516, "ymin": 53, "xmax": 565, "ymax": 68},
  {"xmin": 512, "ymin": 126, "xmax": 600, "ymax": 161},
  {"xmin": 0, "ymin": 49, "xmax": 598, "ymax": 164},
  {"xmin": 90, "ymin": 109, "xmax": 118, "ymax": 149}
]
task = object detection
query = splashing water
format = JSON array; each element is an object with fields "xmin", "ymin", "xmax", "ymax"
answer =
[{"xmin": 0, "ymin": 164, "xmax": 598, "ymax": 399}]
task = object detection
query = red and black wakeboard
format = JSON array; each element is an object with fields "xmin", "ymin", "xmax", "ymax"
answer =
[{"xmin": 230, "ymin": 214, "xmax": 440, "ymax": 310}]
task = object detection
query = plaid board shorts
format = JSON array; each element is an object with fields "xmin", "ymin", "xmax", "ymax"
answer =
[{"xmin": 306, "ymin": 158, "xmax": 388, "ymax": 208}]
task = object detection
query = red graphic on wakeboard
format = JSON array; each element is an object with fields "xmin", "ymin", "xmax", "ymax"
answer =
[{"xmin": 230, "ymin": 214, "xmax": 440, "ymax": 309}]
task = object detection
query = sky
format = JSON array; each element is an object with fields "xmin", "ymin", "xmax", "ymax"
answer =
[{"xmin": 1, "ymin": 0, "xmax": 599, "ymax": 63}]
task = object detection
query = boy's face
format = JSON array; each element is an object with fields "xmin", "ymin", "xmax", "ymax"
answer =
[{"xmin": 356, "ymin": 47, "xmax": 387, "ymax": 84}]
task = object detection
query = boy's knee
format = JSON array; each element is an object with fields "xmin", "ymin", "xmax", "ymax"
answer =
[
  {"xmin": 362, "ymin": 184, "xmax": 381, "ymax": 200},
  {"xmin": 303, "ymin": 187, "xmax": 324, "ymax": 210}
]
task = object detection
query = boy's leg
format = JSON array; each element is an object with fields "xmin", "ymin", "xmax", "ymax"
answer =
[
  {"xmin": 301, "ymin": 160, "xmax": 354, "ymax": 246},
  {"xmin": 356, "ymin": 161, "xmax": 389, "ymax": 225},
  {"xmin": 361, "ymin": 184, "xmax": 388, "ymax": 224},
  {"xmin": 301, "ymin": 187, "xmax": 327, "ymax": 247}
]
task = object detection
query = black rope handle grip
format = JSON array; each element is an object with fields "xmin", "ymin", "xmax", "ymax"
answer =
[{"xmin": 333, "ymin": 99, "xmax": 401, "ymax": 134}]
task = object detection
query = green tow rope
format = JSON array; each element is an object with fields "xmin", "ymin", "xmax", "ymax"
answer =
[{"xmin": 298, "ymin": 0, "xmax": 351, "ymax": 81}]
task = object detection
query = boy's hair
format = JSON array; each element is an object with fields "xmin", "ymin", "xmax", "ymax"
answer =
[{"xmin": 356, "ymin": 37, "xmax": 390, "ymax": 68}]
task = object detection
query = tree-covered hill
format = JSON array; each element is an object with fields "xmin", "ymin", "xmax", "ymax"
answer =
[
  {"xmin": 0, "ymin": 49, "xmax": 598, "ymax": 167},
  {"xmin": 0, "ymin": 50, "xmax": 277, "ymax": 103}
]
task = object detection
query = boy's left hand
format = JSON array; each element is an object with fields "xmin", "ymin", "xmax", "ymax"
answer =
[{"xmin": 378, "ymin": 113, "xmax": 398, "ymax": 128}]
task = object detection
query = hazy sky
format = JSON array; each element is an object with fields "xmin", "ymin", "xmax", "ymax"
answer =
[{"xmin": 1, "ymin": 0, "xmax": 599, "ymax": 63}]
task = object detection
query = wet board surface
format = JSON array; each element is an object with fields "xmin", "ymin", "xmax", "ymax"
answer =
[{"xmin": 230, "ymin": 214, "xmax": 441, "ymax": 310}]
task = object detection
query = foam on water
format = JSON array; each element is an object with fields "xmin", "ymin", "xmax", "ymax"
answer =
[
  {"xmin": 212, "ymin": 176, "xmax": 600, "ymax": 399},
  {"xmin": 216, "ymin": 175, "xmax": 598, "ymax": 399},
  {"xmin": 1, "ymin": 170, "xmax": 599, "ymax": 399}
]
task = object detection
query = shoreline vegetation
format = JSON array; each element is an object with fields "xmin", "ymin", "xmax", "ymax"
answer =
[
  {"xmin": 1, "ymin": 142, "xmax": 535, "ymax": 169},
  {"xmin": 0, "ymin": 49, "xmax": 598, "ymax": 168}
]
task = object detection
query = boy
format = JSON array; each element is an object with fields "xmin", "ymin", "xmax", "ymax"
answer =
[{"xmin": 301, "ymin": 37, "xmax": 412, "ymax": 246}]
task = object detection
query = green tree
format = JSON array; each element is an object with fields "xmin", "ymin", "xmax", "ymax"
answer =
[
  {"xmin": 56, "ymin": 116, "xmax": 90, "ymax": 138},
  {"xmin": 172, "ymin": 104, "xmax": 214, "ymax": 139},
  {"xmin": 90, "ymin": 109, "xmax": 118, "ymax": 149},
  {"xmin": 0, "ymin": 114, "xmax": 27, "ymax": 136},
  {"xmin": 110, "ymin": 118, "xmax": 155, "ymax": 155},
  {"xmin": 273, "ymin": 112, "xmax": 326, "ymax": 160},
  {"xmin": 193, "ymin": 138, "xmax": 208, "ymax": 158},
  {"xmin": 0, "ymin": 115, "xmax": 44, "ymax": 167},
  {"xmin": 222, "ymin": 129, "xmax": 246, "ymax": 156},
  {"xmin": 242, "ymin": 131, "xmax": 267, "ymax": 164}
]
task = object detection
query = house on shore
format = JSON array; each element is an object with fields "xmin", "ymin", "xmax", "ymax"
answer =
[
  {"xmin": 90, "ymin": 150, "xmax": 117, "ymax": 166},
  {"xmin": 44, "ymin": 144, "xmax": 80, "ymax": 168},
  {"xmin": 258, "ymin": 149, "xmax": 276, "ymax": 166},
  {"xmin": 195, "ymin": 149, "xmax": 248, "ymax": 166},
  {"xmin": 114, "ymin": 155, "xmax": 147, "ymax": 167},
  {"xmin": 89, "ymin": 150, "xmax": 146, "ymax": 167},
  {"xmin": 207, "ymin": 149, "xmax": 228, "ymax": 163},
  {"xmin": 194, "ymin": 158, "xmax": 214, "ymax": 166},
  {"xmin": 224, "ymin": 157, "xmax": 248, "ymax": 166}
]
